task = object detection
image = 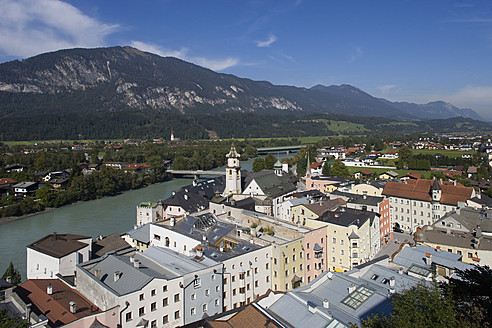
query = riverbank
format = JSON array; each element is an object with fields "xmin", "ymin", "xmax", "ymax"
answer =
[{"xmin": 0, "ymin": 207, "xmax": 57, "ymax": 225}]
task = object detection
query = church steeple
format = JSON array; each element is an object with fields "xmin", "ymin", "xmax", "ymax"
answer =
[{"xmin": 224, "ymin": 143, "xmax": 241, "ymax": 196}]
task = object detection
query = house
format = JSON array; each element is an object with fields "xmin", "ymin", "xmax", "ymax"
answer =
[
  {"xmin": 27, "ymin": 233, "xmax": 92, "ymax": 279},
  {"xmin": 13, "ymin": 181, "xmax": 39, "ymax": 197},
  {"xmin": 304, "ymin": 208, "xmax": 381, "ymax": 271},
  {"xmin": 355, "ymin": 170, "xmax": 374, "ymax": 180},
  {"xmin": 379, "ymin": 170, "xmax": 399, "ymax": 180},
  {"xmin": 0, "ymin": 178, "xmax": 16, "ymax": 196},
  {"xmin": 413, "ymin": 207, "xmax": 492, "ymax": 267},
  {"xmin": 467, "ymin": 166, "xmax": 478, "ymax": 178},
  {"xmin": 291, "ymin": 199, "xmax": 346, "ymax": 225},
  {"xmin": 350, "ymin": 180, "xmax": 387, "ymax": 197},
  {"xmin": 383, "ymin": 179, "xmax": 475, "ymax": 233},
  {"xmin": 400, "ymin": 173, "xmax": 422, "ymax": 181},
  {"xmin": 136, "ymin": 202, "xmax": 164, "ymax": 227},
  {"xmin": 91, "ymin": 233, "xmax": 132, "ymax": 259},
  {"xmin": 309, "ymin": 162, "xmax": 323, "ymax": 176},
  {"xmin": 13, "ymin": 278, "xmax": 119, "ymax": 328},
  {"xmin": 256, "ymin": 261, "xmax": 420, "ymax": 327},
  {"xmin": 4, "ymin": 163, "xmax": 28, "ymax": 172},
  {"xmin": 379, "ymin": 151, "xmax": 398, "ymax": 160}
]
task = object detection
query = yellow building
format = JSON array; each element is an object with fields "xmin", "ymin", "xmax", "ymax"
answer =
[{"xmin": 271, "ymin": 238, "xmax": 304, "ymax": 291}]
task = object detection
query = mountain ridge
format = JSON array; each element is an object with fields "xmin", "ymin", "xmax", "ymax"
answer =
[{"xmin": 0, "ymin": 46, "xmax": 482, "ymax": 121}]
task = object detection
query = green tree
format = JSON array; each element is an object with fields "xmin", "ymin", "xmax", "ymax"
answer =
[
  {"xmin": 264, "ymin": 154, "xmax": 277, "ymax": 170},
  {"xmin": 0, "ymin": 309, "xmax": 29, "ymax": 328},
  {"xmin": 252, "ymin": 158, "xmax": 266, "ymax": 172},
  {"xmin": 2, "ymin": 262, "xmax": 21, "ymax": 285},
  {"xmin": 322, "ymin": 162, "xmax": 331, "ymax": 176},
  {"xmin": 397, "ymin": 146, "xmax": 413, "ymax": 168},
  {"xmin": 330, "ymin": 159, "xmax": 350, "ymax": 178}
]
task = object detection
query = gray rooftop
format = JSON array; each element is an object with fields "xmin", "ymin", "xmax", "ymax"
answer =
[{"xmin": 392, "ymin": 245, "xmax": 472, "ymax": 271}]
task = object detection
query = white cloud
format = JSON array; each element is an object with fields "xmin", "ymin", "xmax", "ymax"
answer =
[
  {"xmin": 0, "ymin": 0, "xmax": 119, "ymax": 58},
  {"xmin": 377, "ymin": 84, "xmax": 396, "ymax": 94},
  {"xmin": 441, "ymin": 85, "xmax": 492, "ymax": 115},
  {"xmin": 349, "ymin": 46, "xmax": 363, "ymax": 62},
  {"xmin": 130, "ymin": 41, "xmax": 239, "ymax": 71},
  {"xmin": 257, "ymin": 35, "xmax": 277, "ymax": 47}
]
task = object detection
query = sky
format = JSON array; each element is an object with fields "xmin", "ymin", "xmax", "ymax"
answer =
[{"xmin": 0, "ymin": 0, "xmax": 491, "ymax": 119}]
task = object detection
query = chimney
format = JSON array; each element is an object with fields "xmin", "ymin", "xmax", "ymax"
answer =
[
  {"xmin": 202, "ymin": 235, "xmax": 207, "ymax": 242},
  {"xmin": 5, "ymin": 276, "xmax": 11, "ymax": 284},
  {"xmin": 348, "ymin": 284, "xmax": 356, "ymax": 294},
  {"xmin": 326, "ymin": 271, "xmax": 333, "ymax": 280},
  {"xmin": 134, "ymin": 260, "xmax": 140, "ymax": 268},
  {"xmin": 425, "ymin": 253, "xmax": 432, "ymax": 266},
  {"xmin": 219, "ymin": 247, "xmax": 224, "ymax": 252},
  {"xmin": 25, "ymin": 304, "xmax": 31, "ymax": 321},
  {"xmin": 130, "ymin": 256, "xmax": 134, "ymax": 263},
  {"xmin": 307, "ymin": 301, "xmax": 316, "ymax": 313},
  {"xmin": 389, "ymin": 277, "xmax": 395, "ymax": 287},
  {"xmin": 114, "ymin": 271, "xmax": 121, "ymax": 282},
  {"xmin": 53, "ymin": 232, "xmax": 57, "ymax": 240},
  {"xmin": 170, "ymin": 217, "xmax": 175, "ymax": 227},
  {"xmin": 47, "ymin": 283, "xmax": 52, "ymax": 295},
  {"xmin": 388, "ymin": 287, "xmax": 396, "ymax": 295},
  {"xmin": 398, "ymin": 267, "xmax": 404, "ymax": 275},
  {"xmin": 69, "ymin": 301, "xmax": 77, "ymax": 314},
  {"xmin": 95, "ymin": 269, "xmax": 101, "ymax": 280},
  {"xmin": 323, "ymin": 299, "xmax": 330, "ymax": 309}
]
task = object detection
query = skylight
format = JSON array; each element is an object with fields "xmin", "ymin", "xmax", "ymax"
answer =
[{"xmin": 341, "ymin": 286, "xmax": 374, "ymax": 309}]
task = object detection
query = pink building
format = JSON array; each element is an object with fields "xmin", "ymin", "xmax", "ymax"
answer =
[
  {"xmin": 379, "ymin": 198, "xmax": 393, "ymax": 244},
  {"xmin": 303, "ymin": 226, "xmax": 328, "ymax": 284}
]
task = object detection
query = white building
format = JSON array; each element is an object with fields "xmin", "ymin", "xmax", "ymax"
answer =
[{"xmin": 27, "ymin": 233, "xmax": 92, "ymax": 279}]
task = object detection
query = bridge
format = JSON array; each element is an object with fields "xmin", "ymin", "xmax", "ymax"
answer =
[
  {"xmin": 167, "ymin": 169, "xmax": 226, "ymax": 179},
  {"xmin": 257, "ymin": 145, "xmax": 306, "ymax": 155}
]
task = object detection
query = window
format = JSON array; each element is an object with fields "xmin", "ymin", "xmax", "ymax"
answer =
[
  {"xmin": 255, "ymin": 267, "xmax": 258, "ymax": 274},
  {"xmin": 151, "ymin": 289, "xmax": 156, "ymax": 296},
  {"xmin": 215, "ymin": 298, "xmax": 220, "ymax": 307},
  {"xmin": 239, "ymin": 273, "xmax": 245, "ymax": 279},
  {"xmin": 191, "ymin": 307, "xmax": 196, "ymax": 316},
  {"xmin": 332, "ymin": 247, "xmax": 335, "ymax": 253},
  {"xmin": 163, "ymin": 285, "xmax": 168, "ymax": 292},
  {"xmin": 232, "ymin": 275, "xmax": 236, "ymax": 282},
  {"xmin": 174, "ymin": 294, "xmax": 180, "ymax": 302},
  {"xmin": 239, "ymin": 287, "xmax": 246, "ymax": 294},
  {"xmin": 340, "ymin": 250, "xmax": 344, "ymax": 255},
  {"xmin": 333, "ymin": 238, "xmax": 336, "ymax": 244},
  {"xmin": 194, "ymin": 278, "xmax": 201, "ymax": 288},
  {"xmin": 151, "ymin": 302, "xmax": 157, "ymax": 312},
  {"xmin": 203, "ymin": 304, "xmax": 208, "ymax": 312},
  {"xmin": 266, "ymin": 263, "xmax": 269, "ymax": 269},
  {"xmin": 307, "ymin": 264, "xmax": 310, "ymax": 271},
  {"xmin": 274, "ymin": 258, "xmax": 277, "ymax": 265},
  {"xmin": 191, "ymin": 293, "xmax": 196, "ymax": 301},
  {"xmin": 215, "ymin": 285, "xmax": 220, "ymax": 292},
  {"xmin": 139, "ymin": 307, "xmax": 145, "ymax": 317},
  {"xmin": 255, "ymin": 280, "xmax": 259, "ymax": 287},
  {"xmin": 266, "ymin": 276, "xmax": 270, "ymax": 282},
  {"xmin": 163, "ymin": 298, "xmax": 168, "ymax": 307},
  {"xmin": 205, "ymin": 289, "xmax": 210, "ymax": 296},
  {"xmin": 139, "ymin": 293, "xmax": 144, "ymax": 301},
  {"xmin": 153, "ymin": 234, "xmax": 161, "ymax": 241},
  {"xmin": 165, "ymin": 237, "xmax": 170, "ymax": 247},
  {"xmin": 307, "ymin": 243, "xmax": 310, "ymax": 249},
  {"xmin": 307, "ymin": 253, "xmax": 310, "ymax": 260},
  {"xmin": 300, "ymin": 264, "xmax": 303, "ymax": 271},
  {"xmin": 174, "ymin": 311, "xmax": 180, "ymax": 319},
  {"xmin": 125, "ymin": 312, "xmax": 132, "ymax": 322},
  {"xmin": 211, "ymin": 274, "xmax": 216, "ymax": 281},
  {"xmin": 233, "ymin": 289, "xmax": 237, "ymax": 296},
  {"xmin": 163, "ymin": 315, "xmax": 169, "ymax": 324},
  {"xmin": 340, "ymin": 240, "xmax": 344, "ymax": 245},
  {"xmin": 274, "ymin": 271, "xmax": 277, "ymax": 277}
]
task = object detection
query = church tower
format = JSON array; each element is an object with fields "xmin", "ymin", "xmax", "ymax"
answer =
[
  {"xmin": 170, "ymin": 128, "xmax": 175, "ymax": 142},
  {"xmin": 224, "ymin": 144, "xmax": 241, "ymax": 196}
]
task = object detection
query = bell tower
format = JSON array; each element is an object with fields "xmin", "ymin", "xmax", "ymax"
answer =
[{"xmin": 224, "ymin": 144, "xmax": 241, "ymax": 196}]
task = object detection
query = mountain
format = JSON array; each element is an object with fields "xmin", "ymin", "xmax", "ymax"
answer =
[
  {"xmin": 0, "ymin": 46, "xmax": 487, "ymax": 140},
  {"xmin": 378, "ymin": 100, "xmax": 484, "ymax": 121}
]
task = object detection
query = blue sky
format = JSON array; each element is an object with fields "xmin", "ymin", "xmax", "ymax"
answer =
[{"xmin": 1, "ymin": 0, "xmax": 491, "ymax": 119}]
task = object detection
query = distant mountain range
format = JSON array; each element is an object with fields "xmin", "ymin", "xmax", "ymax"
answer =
[
  {"xmin": 0, "ymin": 46, "xmax": 488, "ymax": 140},
  {"xmin": 0, "ymin": 46, "xmax": 483, "ymax": 120}
]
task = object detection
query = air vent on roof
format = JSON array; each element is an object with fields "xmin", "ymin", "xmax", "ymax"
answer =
[
  {"xmin": 47, "ymin": 283, "xmax": 52, "ymax": 295},
  {"xmin": 69, "ymin": 301, "xmax": 77, "ymax": 314}
]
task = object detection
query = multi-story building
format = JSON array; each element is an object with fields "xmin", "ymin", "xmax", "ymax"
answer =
[
  {"xmin": 383, "ymin": 179, "xmax": 475, "ymax": 233},
  {"xmin": 303, "ymin": 226, "xmax": 328, "ymax": 284},
  {"xmin": 271, "ymin": 238, "xmax": 304, "ymax": 291},
  {"xmin": 304, "ymin": 208, "xmax": 381, "ymax": 272},
  {"xmin": 291, "ymin": 199, "xmax": 346, "ymax": 226},
  {"xmin": 414, "ymin": 207, "xmax": 492, "ymax": 267},
  {"xmin": 27, "ymin": 233, "xmax": 92, "ymax": 279},
  {"xmin": 136, "ymin": 202, "xmax": 163, "ymax": 227}
]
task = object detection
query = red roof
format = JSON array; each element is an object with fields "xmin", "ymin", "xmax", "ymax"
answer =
[
  {"xmin": 382, "ymin": 179, "xmax": 473, "ymax": 205},
  {"xmin": 0, "ymin": 178, "xmax": 16, "ymax": 185},
  {"xmin": 360, "ymin": 170, "xmax": 374, "ymax": 175},
  {"xmin": 17, "ymin": 279, "xmax": 100, "ymax": 326},
  {"xmin": 310, "ymin": 162, "xmax": 322, "ymax": 169}
]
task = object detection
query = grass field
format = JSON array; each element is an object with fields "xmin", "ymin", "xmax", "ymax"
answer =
[
  {"xmin": 346, "ymin": 166, "xmax": 432, "ymax": 179},
  {"xmin": 2, "ymin": 139, "xmax": 125, "ymax": 146},
  {"xmin": 317, "ymin": 119, "xmax": 369, "ymax": 133},
  {"xmin": 411, "ymin": 149, "xmax": 475, "ymax": 158}
]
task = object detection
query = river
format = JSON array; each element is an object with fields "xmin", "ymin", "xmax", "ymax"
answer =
[{"xmin": 0, "ymin": 156, "xmax": 282, "ymax": 280}]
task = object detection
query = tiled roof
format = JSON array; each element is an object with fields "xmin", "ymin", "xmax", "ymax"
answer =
[
  {"xmin": 0, "ymin": 178, "xmax": 16, "ymax": 185},
  {"xmin": 16, "ymin": 279, "xmax": 100, "ymax": 327},
  {"xmin": 208, "ymin": 304, "xmax": 283, "ymax": 328},
  {"xmin": 303, "ymin": 199, "xmax": 346, "ymax": 216},
  {"xmin": 92, "ymin": 234, "xmax": 131, "ymax": 258},
  {"xmin": 27, "ymin": 233, "xmax": 90, "ymax": 258},
  {"xmin": 382, "ymin": 179, "xmax": 473, "ymax": 205}
]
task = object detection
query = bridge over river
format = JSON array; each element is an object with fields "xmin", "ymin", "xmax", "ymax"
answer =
[
  {"xmin": 167, "ymin": 169, "xmax": 226, "ymax": 178},
  {"xmin": 256, "ymin": 145, "xmax": 305, "ymax": 155}
]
